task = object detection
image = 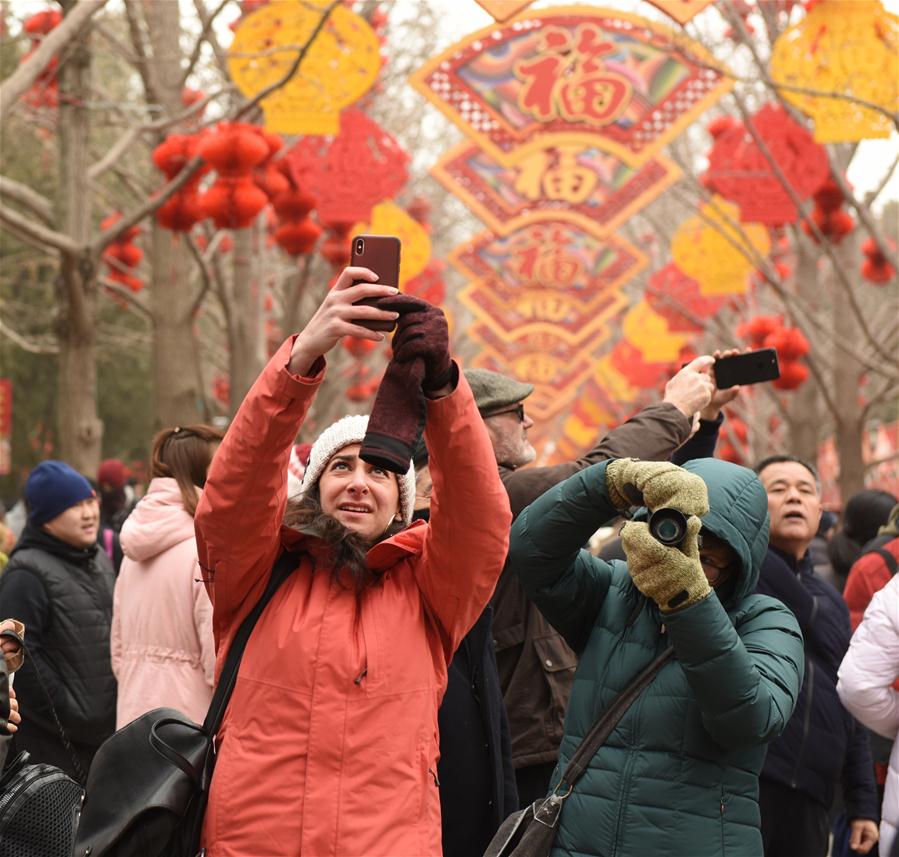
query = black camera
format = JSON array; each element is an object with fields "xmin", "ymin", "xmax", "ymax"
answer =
[{"xmin": 648, "ymin": 508, "xmax": 688, "ymax": 546}]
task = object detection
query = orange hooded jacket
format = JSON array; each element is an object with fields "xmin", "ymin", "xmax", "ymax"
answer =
[{"xmin": 194, "ymin": 339, "xmax": 511, "ymax": 857}]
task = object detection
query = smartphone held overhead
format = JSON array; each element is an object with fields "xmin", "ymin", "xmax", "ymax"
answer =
[
  {"xmin": 351, "ymin": 234, "xmax": 402, "ymax": 332},
  {"xmin": 713, "ymin": 348, "xmax": 780, "ymax": 389}
]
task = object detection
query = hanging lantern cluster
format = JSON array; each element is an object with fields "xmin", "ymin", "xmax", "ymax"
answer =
[
  {"xmin": 704, "ymin": 105, "xmax": 830, "ymax": 226},
  {"xmin": 197, "ymin": 122, "xmax": 271, "ymax": 229},
  {"xmin": 801, "ymin": 177, "xmax": 855, "ymax": 243},
  {"xmin": 20, "ymin": 8, "xmax": 62, "ymax": 109},
  {"xmin": 100, "ymin": 212, "xmax": 143, "ymax": 292},
  {"xmin": 271, "ymin": 159, "xmax": 321, "ymax": 257},
  {"xmin": 152, "ymin": 134, "xmax": 206, "ymax": 232},
  {"xmin": 861, "ymin": 237, "xmax": 897, "ymax": 285},
  {"xmin": 738, "ymin": 315, "xmax": 810, "ymax": 390}
]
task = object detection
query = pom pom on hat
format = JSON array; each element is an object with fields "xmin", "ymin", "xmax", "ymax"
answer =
[
  {"xmin": 299, "ymin": 414, "xmax": 416, "ymax": 526},
  {"xmin": 26, "ymin": 460, "xmax": 95, "ymax": 526}
]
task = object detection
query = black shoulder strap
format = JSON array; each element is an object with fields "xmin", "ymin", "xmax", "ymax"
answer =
[
  {"xmin": 203, "ymin": 549, "xmax": 300, "ymax": 734},
  {"xmin": 871, "ymin": 548, "xmax": 899, "ymax": 577},
  {"xmin": 556, "ymin": 646, "xmax": 674, "ymax": 789}
]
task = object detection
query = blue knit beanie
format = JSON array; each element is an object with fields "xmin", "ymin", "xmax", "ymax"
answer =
[{"xmin": 25, "ymin": 460, "xmax": 95, "ymax": 526}]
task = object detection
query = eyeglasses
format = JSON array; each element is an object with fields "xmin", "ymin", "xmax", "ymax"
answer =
[
  {"xmin": 485, "ymin": 403, "xmax": 525, "ymax": 422},
  {"xmin": 699, "ymin": 555, "xmax": 733, "ymax": 573}
]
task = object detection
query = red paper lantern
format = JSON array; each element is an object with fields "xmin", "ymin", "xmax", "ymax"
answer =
[
  {"xmin": 100, "ymin": 212, "xmax": 140, "ymax": 242},
  {"xmin": 152, "ymin": 134, "xmax": 201, "ymax": 178},
  {"xmin": 272, "ymin": 186, "xmax": 316, "ymax": 220},
  {"xmin": 156, "ymin": 193, "xmax": 203, "ymax": 232},
  {"xmin": 860, "ymin": 237, "xmax": 897, "ymax": 284},
  {"xmin": 255, "ymin": 163, "xmax": 291, "ymax": 200},
  {"xmin": 199, "ymin": 177, "xmax": 268, "ymax": 229},
  {"xmin": 737, "ymin": 314, "xmax": 784, "ymax": 347},
  {"xmin": 773, "ymin": 361, "xmax": 809, "ymax": 390},
  {"xmin": 765, "ymin": 326, "xmax": 810, "ymax": 360},
  {"xmin": 274, "ymin": 219, "xmax": 322, "ymax": 256},
  {"xmin": 107, "ymin": 271, "xmax": 144, "ymax": 293},
  {"xmin": 23, "ymin": 9, "xmax": 62, "ymax": 35},
  {"xmin": 198, "ymin": 123, "xmax": 269, "ymax": 175},
  {"xmin": 103, "ymin": 243, "xmax": 144, "ymax": 268}
]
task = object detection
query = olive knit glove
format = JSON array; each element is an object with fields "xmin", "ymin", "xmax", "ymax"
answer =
[
  {"xmin": 605, "ymin": 459, "xmax": 710, "ymax": 517},
  {"xmin": 620, "ymin": 515, "xmax": 711, "ymax": 612}
]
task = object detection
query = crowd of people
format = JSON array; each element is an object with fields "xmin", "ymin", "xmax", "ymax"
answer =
[{"xmin": 0, "ymin": 269, "xmax": 897, "ymax": 857}]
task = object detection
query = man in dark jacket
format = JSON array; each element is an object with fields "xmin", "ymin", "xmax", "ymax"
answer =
[
  {"xmin": 465, "ymin": 356, "xmax": 718, "ymax": 806},
  {"xmin": 755, "ymin": 454, "xmax": 879, "ymax": 856},
  {"xmin": 0, "ymin": 461, "xmax": 116, "ymax": 781}
]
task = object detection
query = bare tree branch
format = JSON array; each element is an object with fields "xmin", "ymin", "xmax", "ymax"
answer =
[
  {"xmin": 0, "ymin": 0, "xmax": 110, "ymax": 124},
  {"xmin": 98, "ymin": 277, "xmax": 152, "ymax": 317},
  {"xmin": 180, "ymin": 0, "xmax": 232, "ymax": 88},
  {"xmin": 0, "ymin": 318, "xmax": 60, "ymax": 354},
  {"xmin": 88, "ymin": 126, "xmax": 140, "ymax": 180},
  {"xmin": 0, "ymin": 203, "xmax": 81, "ymax": 254},
  {"xmin": 192, "ymin": 0, "xmax": 231, "ymax": 78},
  {"xmin": 122, "ymin": 0, "xmax": 160, "ymax": 107},
  {"xmin": 0, "ymin": 175, "xmax": 54, "ymax": 224}
]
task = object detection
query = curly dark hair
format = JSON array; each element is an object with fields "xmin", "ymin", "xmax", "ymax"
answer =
[{"xmin": 284, "ymin": 485, "xmax": 406, "ymax": 595}]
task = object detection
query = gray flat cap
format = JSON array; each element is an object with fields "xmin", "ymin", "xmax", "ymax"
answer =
[{"xmin": 464, "ymin": 368, "xmax": 534, "ymax": 416}]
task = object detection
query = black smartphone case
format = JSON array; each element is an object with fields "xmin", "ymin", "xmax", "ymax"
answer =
[
  {"xmin": 351, "ymin": 234, "xmax": 401, "ymax": 332},
  {"xmin": 714, "ymin": 348, "xmax": 780, "ymax": 389}
]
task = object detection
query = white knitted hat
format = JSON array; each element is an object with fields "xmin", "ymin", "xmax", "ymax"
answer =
[{"xmin": 299, "ymin": 414, "xmax": 416, "ymax": 526}]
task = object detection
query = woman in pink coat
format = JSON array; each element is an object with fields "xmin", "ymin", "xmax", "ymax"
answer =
[
  {"xmin": 111, "ymin": 424, "xmax": 222, "ymax": 728},
  {"xmin": 195, "ymin": 268, "xmax": 512, "ymax": 857}
]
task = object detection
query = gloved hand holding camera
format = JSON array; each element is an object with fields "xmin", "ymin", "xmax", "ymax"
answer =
[
  {"xmin": 620, "ymin": 514, "xmax": 711, "ymax": 612},
  {"xmin": 605, "ymin": 459, "xmax": 709, "ymax": 518}
]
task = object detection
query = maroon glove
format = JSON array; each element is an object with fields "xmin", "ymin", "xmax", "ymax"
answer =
[{"xmin": 378, "ymin": 295, "xmax": 453, "ymax": 392}]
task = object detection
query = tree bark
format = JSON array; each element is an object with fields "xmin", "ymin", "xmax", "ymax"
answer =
[
  {"xmin": 228, "ymin": 226, "xmax": 265, "ymax": 413},
  {"xmin": 788, "ymin": 236, "xmax": 822, "ymax": 462},
  {"xmin": 831, "ymin": 232, "xmax": 867, "ymax": 503},
  {"xmin": 143, "ymin": 0, "xmax": 204, "ymax": 429},
  {"xmin": 56, "ymin": 11, "xmax": 102, "ymax": 473}
]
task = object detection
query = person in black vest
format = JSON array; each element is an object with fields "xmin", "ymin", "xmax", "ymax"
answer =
[{"xmin": 0, "ymin": 461, "xmax": 116, "ymax": 781}]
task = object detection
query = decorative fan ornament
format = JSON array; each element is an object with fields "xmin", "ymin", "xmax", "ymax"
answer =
[
  {"xmin": 431, "ymin": 140, "xmax": 680, "ymax": 238},
  {"xmin": 410, "ymin": 6, "xmax": 734, "ymax": 166},
  {"xmin": 770, "ymin": 0, "xmax": 899, "ymax": 143},
  {"xmin": 671, "ymin": 197, "xmax": 771, "ymax": 296}
]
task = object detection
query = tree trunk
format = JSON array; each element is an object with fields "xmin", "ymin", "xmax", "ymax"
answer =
[
  {"xmin": 788, "ymin": 235, "xmax": 821, "ymax": 462},
  {"xmin": 228, "ymin": 226, "xmax": 265, "ymax": 413},
  {"xmin": 831, "ymin": 232, "xmax": 866, "ymax": 503},
  {"xmin": 56, "ymin": 9, "xmax": 102, "ymax": 473},
  {"xmin": 144, "ymin": 0, "xmax": 204, "ymax": 429}
]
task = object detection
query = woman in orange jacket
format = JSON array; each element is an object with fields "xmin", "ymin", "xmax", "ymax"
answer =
[{"xmin": 195, "ymin": 266, "xmax": 512, "ymax": 857}]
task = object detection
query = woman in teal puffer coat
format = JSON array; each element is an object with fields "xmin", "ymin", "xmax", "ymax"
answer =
[{"xmin": 507, "ymin": 457, "xmax": 805, "ymax": 857}]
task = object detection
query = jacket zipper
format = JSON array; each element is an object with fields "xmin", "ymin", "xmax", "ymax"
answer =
[
  {"xmin": 354, "ymin": 667, "xmax": 368, "ymax": 686},
  {"xmin": 789, "ymin": 658, "xmax": 815, "ymax": 788}
]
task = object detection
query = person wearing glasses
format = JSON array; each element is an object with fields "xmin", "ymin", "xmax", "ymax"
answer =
[
  {"xmin": 505, "ymin": 456, "xmax": 805, "ymax": 856},
  {"xmin": 461, "ymin": 360, "xmax": 724, "ymax": 809}
]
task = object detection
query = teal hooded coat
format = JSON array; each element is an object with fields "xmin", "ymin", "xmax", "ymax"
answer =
[{"xmin": 508, "ymin": 458, "xmax": 805, "ymax": 857}]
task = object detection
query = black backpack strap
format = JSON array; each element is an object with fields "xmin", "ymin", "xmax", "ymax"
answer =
[
  {"xmin": 871, "ymin": 548, "xmax": 899, "ymax": 577},
  {"xmin": 203, "ymin": 549, "xmax": 300, "ymax": 734}
]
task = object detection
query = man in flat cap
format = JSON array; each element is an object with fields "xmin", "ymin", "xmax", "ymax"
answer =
[{"xmin": 464, "ymin": 358, "xmax": 722, "ymax": 808}]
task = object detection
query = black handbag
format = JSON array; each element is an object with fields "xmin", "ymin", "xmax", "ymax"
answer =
[
  {"xmin": 73, "ymin": 549, "xmax": 299, "ymax": 857},
  {"xmin": 0, "ymin": 628, "xmax": 84, "ymax": 857},
  {"xmin": 483, "ymin": 647, "xmax": 674, "ymax": 857}
]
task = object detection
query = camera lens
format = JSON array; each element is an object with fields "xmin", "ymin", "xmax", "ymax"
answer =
[
  {"xmin": 648, "ymin": 508, "xmax": 688, "ymax": 546},
  {"xmin": 355, "ymin": 238, "xmax": 364, "ymax": 255}
]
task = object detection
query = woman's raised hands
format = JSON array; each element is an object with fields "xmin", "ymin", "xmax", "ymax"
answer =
[{"xmin": 289, "ymin": 267, "xmax": 400, "ymax": 376}]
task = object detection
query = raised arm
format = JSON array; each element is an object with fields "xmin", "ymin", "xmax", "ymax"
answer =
[
  {"xmin": 503, "ymin": 358, "xmax": 714, "ymax": 518},
  {"xmin": 414, "ymin": 372, "xmax": 512, "ymax": 660},
  {"xmin": 195, "ymin": 267, "xmax": 400, "ymax": 643},
  {"xmin": 508, "ymin": 460, "xmax": 622, "ymax": 652}
]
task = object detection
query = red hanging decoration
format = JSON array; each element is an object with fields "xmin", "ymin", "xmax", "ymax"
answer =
[
  {"xmin": 286, "ymin": 109, "xmax": 409, "ymax": 226},
  {"xmin": 765, "ymin": 326, "xmax": 810, "ymax": 361},
  {"xmin": 20, "ymin": 9, "xmax": 63, "ymax": 109},
  {"xmin": 860, "ymin": 237, "xmax": 897, "ymax": 285},
  {"xmin": 342, "ymin": 336, "xmax": 378, "ymax": 358},
  {"xmin": 152, "ymin": 134, "xmax": 206, "ymax": 233},
  {"xmin": 704, "ymin": 105, "xmax": 829, "ymax": 225},
  {"xmin": 269, "ymin": 158, "xmax": 320, "ymax": 257},
  {"xmin": 645, "ymin": 263, "xmax": 725, "ymax": 333},
  {"xmin": 773, "ymin": 360, "xmax": 809, "ymax": 391},
  {"xmin": 274, "ymin": 219, "xmax": 322, "ymax": 256},
  {"xmin": 609, "ymin": 340, "xmax": 670, "ymax": 389},
  {"xmin": 736, "ymin": 314, "xmax": 784, "ymax": 347},
  {"xmin": 801, "ymin": 176, "xmax": 855, "ymax": 244},
  {"xmin": 101, "ymin": 213, "xmax": 144, "ymax": 293}
]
